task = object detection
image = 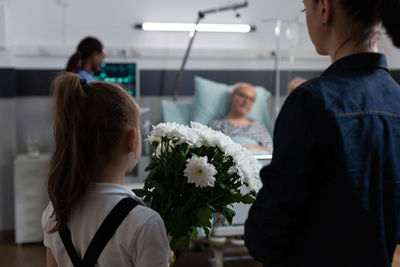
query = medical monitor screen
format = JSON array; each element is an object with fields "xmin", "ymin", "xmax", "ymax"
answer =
[{"xmin": 94, "ymin": 63, "xmax": 138, "ymax": 96}]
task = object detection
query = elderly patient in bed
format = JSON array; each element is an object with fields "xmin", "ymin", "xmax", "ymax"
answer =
[{"xmin": 208, "ymin": 83, "xmax": 273, "ymax": 153}]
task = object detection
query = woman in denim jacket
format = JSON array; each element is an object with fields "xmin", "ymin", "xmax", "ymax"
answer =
[{"xmin": 245, "ymin": 0, "xmax": 400, "ymax": 266}]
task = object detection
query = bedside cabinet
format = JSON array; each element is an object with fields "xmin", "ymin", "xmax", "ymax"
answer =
[{"xmin": 14, "ymin": 154, "xmax": 50, "ymax": 244}]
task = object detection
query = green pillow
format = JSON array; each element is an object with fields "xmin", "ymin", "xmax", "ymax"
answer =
[
  {"xmin": 190, "ymin": 76, "xmax": 273, "ymax": 134},
  {"xmin": 161, "ymin": 99, "xmax": 193, "ymax": 125}
]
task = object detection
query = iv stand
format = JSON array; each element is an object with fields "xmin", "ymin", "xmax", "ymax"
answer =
[
  {"xmin": 274, "ymin": 20, "xmax": 282, "ymax": 120},
  {"xmin": 172, "ymin": 14, "xmax": 203, "ymax": 101},
  {"xmin": 172, "ymin": 1, "xmax": 248, "ymax": 100},
  {"xmin": 263, "ymin": 18, "xmax": 301, "ymax": 119}
]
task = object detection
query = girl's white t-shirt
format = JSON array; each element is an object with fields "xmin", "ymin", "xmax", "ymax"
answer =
[{"xmin": 42, "ymin": 183, "xmax": 171, "ymax": 267}]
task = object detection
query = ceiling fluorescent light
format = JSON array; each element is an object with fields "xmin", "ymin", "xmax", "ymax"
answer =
[
  {"xmin": 196, "ymin": 24, "xmax": 251, "ymax": 32},
  {"xmin": 138, "ymin": 23, "xmax": 254, "ymax": 33},
  {"xmin": 142, "ymin": 23, "xmax": 195, "ymax": 32}
]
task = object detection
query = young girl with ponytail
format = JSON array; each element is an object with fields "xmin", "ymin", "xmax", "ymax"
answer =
[
  {"xmin": 245, "ymin": 0, "xmax": 400, "ymax": 266},
  {"xmin": 42, "ymin": 72, "xmax": 171, "ymax": 267}
]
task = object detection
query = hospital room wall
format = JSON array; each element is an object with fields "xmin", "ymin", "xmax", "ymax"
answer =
[{"xmin": 1, "ymin": 0, "xmax": 400, "ymax": 231}]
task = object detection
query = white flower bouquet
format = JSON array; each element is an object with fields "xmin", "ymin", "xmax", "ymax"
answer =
[{"xmin": 133, "ymin": 122, "xmax": 262, "ymax": 251}]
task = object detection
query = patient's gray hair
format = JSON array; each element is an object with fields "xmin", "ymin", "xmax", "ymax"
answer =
[{"xmin": 232, "ymin": 82, "xmax": 255, "ymax": 93}]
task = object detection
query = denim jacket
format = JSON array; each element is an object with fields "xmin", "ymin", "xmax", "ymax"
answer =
[{"xmin": 245, "ymin": 53, "xmax": 400, "ymax": 267}]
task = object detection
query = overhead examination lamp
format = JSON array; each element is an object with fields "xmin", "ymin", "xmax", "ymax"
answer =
[{"xmin": 136, "ymin": 1, "xmax": 251, "ymax": 100}]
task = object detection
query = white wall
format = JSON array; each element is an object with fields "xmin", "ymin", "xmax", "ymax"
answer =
[
  {"xmin": 9, "ymin": 0, "xmax": 304, "ymax": 48},
  {"xmin": 1, "ymin": 0, "xmax": 400, "ymax": 232},
  {"xmin": 1, "ymin": 0, "xmax": 399, "ymax": 69},
  {"xmin": 1, "ymin": 0, "xmax": 315, "ymax": 231},
  {"xmin": 0, "ymin": 99, "xmax": 16, "ymax": 230},
  {"xmin": 0, "ymin": 2, "xmax": 13, "ymax": 228},
  {"xmin": 4, "ymin": 0, "xmax": 335, "ymax": 70},
  {"xmin": 380, "ymin": 34, "xmax": 400, "ymax": 69}
]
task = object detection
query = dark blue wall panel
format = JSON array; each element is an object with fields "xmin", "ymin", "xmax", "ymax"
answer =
[
  {"xmin": 1, "ymin": 68, "xmax": 399, "ymax": 97},
  {"xmin": 0, "ymin": 69, "xmax": 17, "ymax": 98}
]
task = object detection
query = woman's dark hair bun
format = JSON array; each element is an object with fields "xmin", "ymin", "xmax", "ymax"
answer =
[{"xmin": 65, "ymin": 37, "xmax": 103, "ymax": 73}]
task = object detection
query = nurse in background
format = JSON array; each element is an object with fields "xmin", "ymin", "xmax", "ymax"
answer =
[{"xmin": 65, "ymin": 36, "xmax": 105, "ymax": 82}]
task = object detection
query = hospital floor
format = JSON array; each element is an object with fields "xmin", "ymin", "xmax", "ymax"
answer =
[
  {"xmin": 0, "ymin": 231, "xmax": 259, "ymax": 266},
  {"xmin": 1, "ymin": 231, "xmax": 399, "ymax": 267}
]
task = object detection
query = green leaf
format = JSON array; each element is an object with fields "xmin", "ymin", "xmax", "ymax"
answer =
[
  {"xmin": 221, "ymin": 207, "xmax": 236, "ymax": 225},
  {"xmin": 146, "ymin": 165, "xmax": 160, "ymax": 182},
  {"xmin": 170, "ymin": 235, "xmax": 187, "ymax": 252},
  {"xmin": 240, "ymin": 194, "xmax": 256, "ymax": 204},
  {"xmin": 145, "ymin": 159, "xmax": 159, "ymax": 172},
  {"xmin": 189, "ymin": 227, "xmax": 199, "ymax": 239},
  {"xmin": 132, "ymin": 188, "xmax": 146, "ymax": 198},
  {"xmin": 179, "ymin": 150, "xmax": 186, "ymax": 161},
  {"xmin": 202, "ymin": 226, "xmax": 211, "ymax": 237},
  {"xmin": 196, "ymin": 206, "xmax": 212, "ymax": 227},
  {"xmin": 165, "ymin": 208, "xmax": 187, "ymax": 236}
]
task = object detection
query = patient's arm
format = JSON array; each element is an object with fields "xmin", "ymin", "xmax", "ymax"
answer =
[{"xmin": 244, "ymin": 145, "xmax": 271, "ymax": 153}]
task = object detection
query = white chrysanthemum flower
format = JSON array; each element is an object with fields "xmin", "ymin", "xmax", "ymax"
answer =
[
  {"xmin": 150, "ymin": 122, "xmax": 177, "ymax": 138},
  {"xmin": 245, "ymin": 175, "xmax": 263, "ymax": 192},
  {"xmin": 153, "ymin": 140, "xmax": 174, "ymax": 158},
  {"xmin": 150, "ymin": 122, "xmax": 202, "ymax": 147},
  {"xmin": 147, "ymin": 135, "xmax": 161, "ymax": 146},
  {"xmin": 150, "ymin": 121, "xmax": 262, "ymax": 193},
  {"xmin": 184, "ymin": 156, "xmax": 217, "ymax": 188},
  {"xmin": 191, "ymin": 121, "xmax": 262, "ymax": 192},
  {"xmin": 228, "ymin": 166, "xmax": 238, "ymax": 174}
]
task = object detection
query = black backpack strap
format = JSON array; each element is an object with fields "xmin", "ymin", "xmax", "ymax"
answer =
[
  {"xmin": 81, "ymin": 197, "xmax": 139, "ymax": 267},
  {"xmin": 59, "ymin": 226, "xmax": 83, "ymax": 267},
  {"xmin": 59, "ymin": 197, "xmax": 139, "ymax": 267}
]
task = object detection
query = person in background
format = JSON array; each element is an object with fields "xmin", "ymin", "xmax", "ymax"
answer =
[
  {"xmin": 287, "ymin": 76, "xmax": 307, "ymax": 95},
  {"xmin": 42, "ymin": 72, "xmax": 171, "ymax": 267},
  {"xmin": 245, "ymin": 0, "xmax": 400, "ymax": 266},
  {"xmin": 209, "ymin": 83, "xmax": 273, "ymax": 153},
  {"xmin": 65, "ymin": 37, "xmax": 105, "ymax": 82}
]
